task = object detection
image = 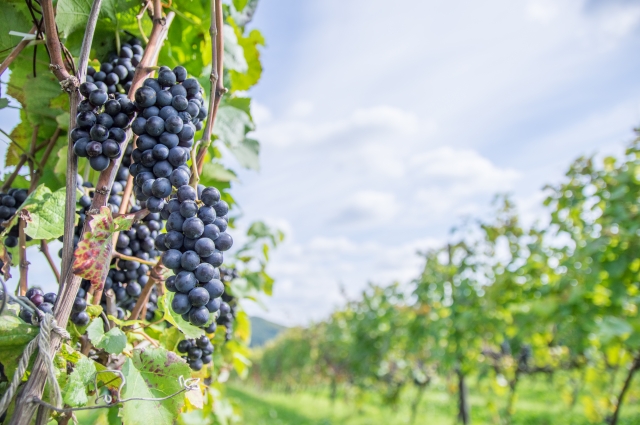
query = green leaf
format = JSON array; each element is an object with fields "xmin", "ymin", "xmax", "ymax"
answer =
[
  {"xmin": 230, "ymin": 0, "xmax": 259, "ymax": 27},
  {"xmin": 55, "ymin": 144, "xmax": 69, "ymax": 177},
  {"xmin": 62, "ymin": 356, "xmax": 97, "ymax": 407},
  {"xmin": 19, "ymin": 185, "xmax": 67, "ymax": 240},
  {"xmin": 0, "ymin": 315, "xmax": 39, "ymax": 381},
  {"xmin": 98, "ymin": 328, "xmax": 127, "ymax": 354},
  {"xmin": 229, "ymin": 25, "xmax": 265, "ymax": 92},
  {"xmin": 223, "ymin": 24, "xmax": 248, "ymax": 73},
  {"xmin": 227, "ymin": 138, "xmax": 260, "ymax": 170},
  {"xmin": 200, "ymin": 163, "xmax": 238, "ymax": 185},
  {"xmin": 160, "ymin": 293, "xmax": 204, "ymax": 339},
  {"xmin": 158, "ymin": 326, "xmax": 183, "ymax": 352},
  {"xmin": 0, "ymin": 2, "xmax": 31, "ymax": 63},
  {"xmin": 597, "ymin": 316, "xmax": 633, "ymax": 342},
  {"xmin": 72, "ymin": 207, "xmax": 136, "ymax": 288},
  {"xmin": 119, "ymin": 347, "xmax": 191, "ymax": 425},
  {"xmin": 0, "ymin": 99, "xmax": 9, "ymax": 110},
  {"xmin": 87, "ymin": 318, "xmax": 127, "ymax": 354},
  {"xmin": 56, "ymin": 0, "xmax": 92, "ymax": 37},
  {"xmin": 213, "ymin": 105, "xmax": 254, "ymax": 148},
  {"xmin": 56, "ymin": 112, "xmax": 70, "ymax": 131}
]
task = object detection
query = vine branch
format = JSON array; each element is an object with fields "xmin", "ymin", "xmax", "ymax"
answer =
[
  {"xmin": 0, "ymin": 26, "xmax": 37, "ymax": 78},
  {"xmin": 194, "ymin": 0, "xmax": 225, "ymax": 175}
]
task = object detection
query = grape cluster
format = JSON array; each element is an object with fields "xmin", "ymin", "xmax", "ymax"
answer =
[
  {"xmin": 0, "ymin": 189, "xmax": 29, "ymax": 248},
  {"xmin": 156, "ymin": 185, "xmax": 233, "ymax": 327},
  {"xmin": 18, "ymin": 288, "xmax": 57, "ymax": 324},
  {"xmin": 218, "ymin": 296, "xmax": 236, "ymax": 342},
  {"xmin": 177, "ymin": 336, "xmax": 214, "ymax": 371},
  {"xmin": 70, "ymin": 281, "xmax": 91, "ymax": 326},
  {"xmin": 130, "ymin": 67, "xmax": 207, "ymax": 212},
  {"xmin": 105, "ymin": 207, "xmax": 163, "ymax": 320},
  {"xmin": 71, "ymin": 82, "xmax": 136, "ymax": 171},
  {"xmin": 217, "ymin": 268, "xmax": 239, "ymax": 341},
  {"xmin": 86, "ymin": 38, "xmax": 144, "ymax": 95}
]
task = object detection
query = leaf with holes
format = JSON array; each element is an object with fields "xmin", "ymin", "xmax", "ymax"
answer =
[
  {"xmin": 18, "ymin": 185, "xmax": 68, "ymax": 240},
  {"xmin": 119, "ymin": 347, "xmax": 191, "ymax": 425},
  {"xmin": 72, "ymin": 207, "xmax": 135, "ymax": 289},
  {"xmin": 62, "ymin": 356, "xmax": 97, "ymax": 407}
]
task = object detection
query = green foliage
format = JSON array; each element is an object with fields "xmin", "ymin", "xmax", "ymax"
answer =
[
  {"xmin": 119, "ymin": 347, "xmax": 192, "ymax": 425},
  {"xmin": 0, "ymin": 314, "xmax": 39, "ymax": 380},
  {"xmin": 62, "ymin": 356, "xmax": 97, "ymax": 407},
  {"xmin": 160, "ymin": 292, "xmax": 205, "ymax": 339},
  {"xmin": 0, "ymin": 0, "xmax": 276, "ymax": 422},
  {"xmin": 253, "ymin": 137, "xmax": 640, "ymax": 424},
  {"xmin": 19, "ymin": 185, "xmax": 68, "ymax": 240},
  {"xmin": 86, "ymin": 317, "xmax": 128, "ymax": 354}
]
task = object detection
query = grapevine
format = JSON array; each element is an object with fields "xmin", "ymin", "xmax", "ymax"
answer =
[{"xmin": 0, "ymin": 0, "xmax": 275, "ymax": 423}]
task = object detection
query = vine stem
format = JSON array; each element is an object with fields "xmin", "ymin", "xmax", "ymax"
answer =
[
  {"xmin": 0, "ymin": 127, "xmax": 61, "ymax": 194},
  {"xmin": 609, "ymin": 353, "xmax": 640, "ymax": 425},
  {"xmin": 194, "ymin": 0, "xmax": 225, "ymax": 176},
  {"xmin": 0, "ymin": 25, "xmax": 38, "ymax": 77},
  {"xmin": 112, "ymin": 251, "xmax": 157, "ymax": 267},
  {"xmin": 40, "ymin": 240, "xmax": 60, "ymax": 282},
  {"xmin": 9, "ymin": 0, "xmax": 96, "ymax": 421},
  {"xmin": 128, "ymin": 262, "xmax": 165, "ymax": 321},
  {"xmin": 16, "ymin": 125, "xmax": 40, "ymax": 296}
]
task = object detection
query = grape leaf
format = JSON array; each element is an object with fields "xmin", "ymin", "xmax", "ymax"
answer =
[
  {"xmin": 199, "ymin": 163, "xmax": 238, "ymax": 185},
  {"xmin": 223, "ymin": 24, "xmax": 248, "ymax": 73},
  {"xmin": 226, "ymin": 138, "xmax": 260, "ymax": 171},
  {"xmin": 72, "ymin": 207, "xmax": 136, "ymax": 288},
  {"xmin": 62, "ymin": 356, "xmax": 97, "ymax": 407},
  {"xmin": 213, "ymin": 105, "xmax": 254, "ymax": 148},
  {"xmin": 158, "ymin": 326, "xmax": 183, "ymax": 352},
  {"xmin": 18, "ymin": 185, "xmax": 67, "ymax": 240},
  {"xmin": 0, "ymin": 315, "xmax": 39, "ymax": 381},
  {"xmin": 228, "ymin": 22, "xmax": 264, "ymax": 92},
  {"xmin": 230, "ymin": 0, "xmax": 259, "ymax": 27},
  {"xmin": 160, "ymin": 292, "xmax": 204, "ymax": 339},
  {"xmin": 0, "ymin": 2, "xmax": 31, "ymax": 63},
  {"xmin": 86, "ymin": 317, "xmax": 127, "ymax": 354},
  {"xmin": 119, "ymin": 347, "xmax": 191, "ymax": 425},
  {"xmin": 56, "ymin": 0, "xmax": 92, "ymax": 37}
]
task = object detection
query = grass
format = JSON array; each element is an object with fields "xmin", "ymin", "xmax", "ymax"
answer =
[{"xmin": 226, "ymin": 376, "xmax": 640, "ymax": 425}]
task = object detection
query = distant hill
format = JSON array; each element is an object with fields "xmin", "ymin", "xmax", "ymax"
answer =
[{"xmin": 250, "ymin": 316, "xmax": 287, "ymax": 348}]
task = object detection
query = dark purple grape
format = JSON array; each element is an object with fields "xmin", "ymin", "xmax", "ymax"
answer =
[
  {"xmin": 90, "ymin": 155, "xmax": 110, "ymax": 171},
  {"xmin": 194, "ymin": 263, "xmax": 215, "ymax": 282},
  {"xmin": 188, "ymin": 287, "xmax": 210, "ymax": 307},
  {"xmin": 182, "ymin": 217, "xmax": 204, "ymax": 239},
  {"xmin": 180, "ymin": 250, "xmax": 200, "ymax": 271},
  {"xmin": 201, "ymin": 279, "xmax": 224, "ymax": 299},
  {"xmin": 89, "ymin": 89, "xmax": 108, "ymax": 107},
  {"xmin": 189, "ymin": 307, "xmax": 209, "ymax": 326},
  {"xmin": 171, "ymin": 293, "xmax": 191, "ymax": 314},
  {"xmin": 135, "ymin": 86, "xmax": 157, "ymax": 108},
  {"xmin": 175, "ymin": 271, "xmax": 197, "ymax": 293}
]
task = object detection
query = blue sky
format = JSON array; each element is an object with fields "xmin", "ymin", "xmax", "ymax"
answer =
[
  {"xmin": 3, "ymin": 0, "xmax": 640, "ymax": 326},
  {"xmin": 229, "ymin": 0, "xmax": 640, "ymax": 325}
]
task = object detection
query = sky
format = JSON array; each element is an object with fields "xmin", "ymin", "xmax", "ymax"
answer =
[
  {"xmin": 3, "ymin": 0, "xmax": 640, "ymax": 327},
  {"xmin": 229, "ymin": 0, "xmax": 640, "ymax": 325}
]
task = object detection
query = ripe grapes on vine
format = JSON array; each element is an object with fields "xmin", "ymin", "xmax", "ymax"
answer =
[{"xmin": 0, "ymin": 0, "xmax": 281, "ymax": 424}]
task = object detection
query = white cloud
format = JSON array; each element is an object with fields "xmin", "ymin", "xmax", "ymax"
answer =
[
  {"xmin": 526, "ymin": 0, "xmax": 560, "ymax": 24},
  {"xmin": 330, "ymin": 190, "xmax": 399, "ymax": 226},
  {"xmin": 243, "ymin": 234, "xmax": 441, "ymax": 326},
  {"xmin": 410, "ymin": 147, "xmax": 520, "ymax": 187},
  {"xmin": 255, "ymin": 104, "xmax": 420, "ymax": 148}
]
